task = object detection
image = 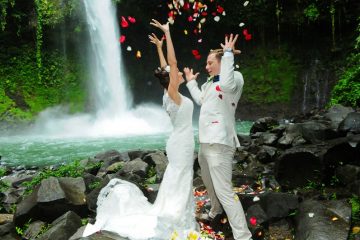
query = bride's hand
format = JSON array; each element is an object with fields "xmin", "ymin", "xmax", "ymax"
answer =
[
  {"xmin": 150, "ymin": 19, "xmax": 169, "ymax": 33},
  {"xmin": 148, "ymin": 33, "xmax": 163, "ymax": 48}
]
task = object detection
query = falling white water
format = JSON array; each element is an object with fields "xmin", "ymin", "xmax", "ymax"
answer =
[
  {"xmin": 83, "ymin": 0, "xmax": 131, "ymax": 115},
  {"xmin": 17, "ymin": 0, "xmax": 171, "ymax": 139}
]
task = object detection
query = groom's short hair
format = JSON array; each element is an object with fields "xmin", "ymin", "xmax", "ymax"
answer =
[{"xmin": 208, "ymin": 49, "xmax": 224, "ymax": 62}]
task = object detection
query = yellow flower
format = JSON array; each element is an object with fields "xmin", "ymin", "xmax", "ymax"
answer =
[
  {"xmin": 188, "ymin": 231, "xmax": 200, "ymax": 240},
  {"xmin": 171, "ymin": 231, "xmax": 179, "ymax": 240}
]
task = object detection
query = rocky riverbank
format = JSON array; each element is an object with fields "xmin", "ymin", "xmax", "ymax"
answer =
[{"xmin": 0, "ymin": 104, "xmax": 359, "ymax": 240}]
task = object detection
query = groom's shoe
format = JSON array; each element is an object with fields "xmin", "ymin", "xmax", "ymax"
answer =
[
  {"xmin": 195, "ymin": 212, "xmax": 213, "ymax": 223},
  {"xmin": 210, "ymin": 212, "xmax": 232, "ymax": 237},
  {"xmin": 196, "ymin": 210, "xmax": 223, "ymax": 223}
]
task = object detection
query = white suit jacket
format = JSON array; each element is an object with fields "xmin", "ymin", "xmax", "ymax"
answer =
[{"xmin": 186, "ymin": 53, "xmax": 243, "ymax": 148}]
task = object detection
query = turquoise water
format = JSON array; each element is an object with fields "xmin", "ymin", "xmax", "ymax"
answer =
[{"xmin": 0, "ymin": 121, "xmax": 253, "ymax": 167}]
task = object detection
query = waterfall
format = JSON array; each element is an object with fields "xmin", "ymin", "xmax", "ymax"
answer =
[
  {"xmin": 17, "ymin": 0, "xmax": 171, "ymax": 138},
  {"xmin": 301, "ymin": 59, "xmax": 333, "ymax": 113},
  {"xmin": 83, "ymin": 0, "xmax": 131, "ymax": 116}
]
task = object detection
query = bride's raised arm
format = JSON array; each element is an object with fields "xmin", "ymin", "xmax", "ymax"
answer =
[{"xmin": 150, "ymin": 19, "xmax": 182, "ymax": 105}]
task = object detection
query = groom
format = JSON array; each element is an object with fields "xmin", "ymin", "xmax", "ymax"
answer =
[{"xmin": 184, "ymin": 34, "xmax": 252, "ymax": 240}]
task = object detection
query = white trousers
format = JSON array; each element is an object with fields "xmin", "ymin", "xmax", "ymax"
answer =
[{"xmin": 198, "ymin": 143, "xmax": 252, "ymax": 240}]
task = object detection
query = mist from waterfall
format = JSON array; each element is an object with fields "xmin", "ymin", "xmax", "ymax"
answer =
[{"xmin": 16, "ymin": 0, "xmax": 171, "ymax": 139}]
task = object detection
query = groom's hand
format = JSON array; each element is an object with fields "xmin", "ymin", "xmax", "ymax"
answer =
[{"xmin": 183, "ymin": 67, "xmax": 199, "ymax": 83}]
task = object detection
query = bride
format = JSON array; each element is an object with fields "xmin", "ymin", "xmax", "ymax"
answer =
[{"xmin": 82, "ymin": 19, "xmax": 197, "ymax": 239}]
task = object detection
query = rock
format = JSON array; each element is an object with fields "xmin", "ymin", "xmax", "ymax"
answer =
[
  {"xmin": 58, "ymin": 177, "xmax": 87, "ymax": 205},
  {"xmin": 14, "ymin": 177, "xmax": 88, "ymax": 226},
  {"xmin": 257, "ymin": 132, "xmax": 278, "ymax": 146},
  {"xmin": 349, "ymin": 180, "xmax": 360, "ymax": 197},
  {"xmin": 256, "ymin": 145, "xmax": 278, "ymax": 164},
  {"xmin": 120, "ymin": 158, "xmax": 148, "ymax": 178},
  {"xmin": 85, "ymin": 176, "xmax": 112, "ymax": 212},
  {"xmin": 275, "ymin": 145, "xmax": 324, "ymax": 188},
  {"xmin": 347, "ymin": 133, "xmax": 360, "ymax": 148},
  {"xmin": 258, "ymin": 192, "xmax": 299, "ymax": 219},
  {"xmin": 250, "ymin": 117, "xmax": 278, "ymax": 134},
  {"xmin": 338, "ymin": 112, "xmax": 360, "ymax": 133},
  {"xmin": 0, "ymin": 222, "xmax": 14, "ymax": 236},
  {"xmin": 295, "ymin": 199, "xmax": 351, "ymax": 240},
  {"xmin": 237, "ymin": 134, "xmax": 252, "ymax": 146},
  {"xmin": 324, "ymin": 104, "xmax": 354, "ymax": 129},
  {"xmin": 0, "ymin": 214, "xmax": 13, "ymax": 224},
  {"xmin": 268, "ymin": 219, "xmax": 294, "ymax": 240},
  {"xmin": 246, "ymin": 204, "xmax": 268, "ymax": 225},
  {"xmin": 80, "ymin": 230, "xmax": 129, "ymax": 239},
  {"xmin": 322, "ymin": 137, "xmax": 360, "ymax": 181},
  {"xmin": 106, "ymin": 162, "xmax": 124, "ymax": 173},
  {"xmin": 143, "ymin": 151, "xmax": 168, "ymax": 180},
  {"xmin": 128, "ymin": 150, "xmax": 154, "ymax": 160},
  {"xmin": 24, "ymin": 220, "xmax": 46, "ymax": 239},
  {"xmin": 69, "ymin": 225, "xmax": 86, "ymax": 240},
  {"xmin": 94, "ymin": 150, "xmax": 129, "ymax": 177},
  {"xmin": 2, "ymin": 187, "xmax": 25, "ymax": 205},
  {"xmin": 37, "ymin": 211, "xmax": 82, "ymax": 240},
  {"xmin": 93, "ymin": 150, "xmax": 122, "ymax": 163},
  {"xmin": 1, "ymin": 171, "xmax": 38, "ymax": 188},
  {"xmin": 277, "ymin": 124, "xmax": 306, "ymax": 147},
  {"xmin": 297, "ymin": 121, "xmax": 340, "ymax": 143},
  {"xmin": 144, "ymin": 184, "xmax": 160, "ymax": 204},
  {"xmin": 0, "ymin": 233, "xmax": 19, "ymax": 240},
  {"xmin": 83, "ymin": 173, "xmax": 102, "ymax": 193},
  {"xmin": 336, "ymin": 164, "xmax": 360, "ymax": 185}
]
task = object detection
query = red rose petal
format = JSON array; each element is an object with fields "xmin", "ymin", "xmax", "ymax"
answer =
[
  {"xmin": 119, "ymin": 35, "xmax": 126, "ymax": 43},
  {"xmin": 127, "ymin": 16, "xmax": 136, "ymax": 24},
  {"xmin": 192, "ymin": 49, "xmax": 199, "ymax": 56},
  {"xmin": 121, "ymin": 16, "xmax": 129, "ymax": 28},
  {"xmin": 250, "ymin": 217, "xmax": 257, "ymax": 226}
]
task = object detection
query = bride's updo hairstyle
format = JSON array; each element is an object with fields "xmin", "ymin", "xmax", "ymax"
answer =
[{"xmin": 154, "ymin": 66, "xmax": 170, "ymax": 89}]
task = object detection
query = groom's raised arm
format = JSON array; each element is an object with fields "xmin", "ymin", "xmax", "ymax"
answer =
[{"xmin": 184, "ymin": 67, "xmax": 202, "ymax": 105}]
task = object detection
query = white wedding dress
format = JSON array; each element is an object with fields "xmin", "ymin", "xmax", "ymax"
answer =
[{"xmin": 83, "ymin": 93, "xmax": 196, "ymax": 239}]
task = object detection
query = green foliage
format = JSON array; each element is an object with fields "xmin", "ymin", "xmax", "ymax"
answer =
[
  {"xmin": 81, "ymin": 218, "xmax": 89, "ymax": 226},
  {"xmin": 241, "ymin": 47, "xmax": 298, "ymax": 104},
  {"xmin": 36, "ymin": 0, "xmax": 78, "ymax": 26},
  {"xmin": 0, "ymin": 167, "xmax": 7, "ymax": 177},
  {"xmin": 330, "ymin": 19, "xmax": 360, "ymax": 108},
  {"xmin": 145, "ymin": 166, "xmax": 157, "ymax": 185},
  {"xmin": 0, "ymin": 0, "xmax": 15, "ymax": 30},
  {"xmin": 22, "ymin": 160, "xmax": 85, "ymax": 193},
  {"xmin": 0, "ymin": 45, "xmax": 86, "ymax": 125},
  {"xmin": 15, "ymin": 218, "xmax": 32, "ymax": 237},
  {"xmin": 350, "ymin": 195, "xmax": 360, "ymax": 222},
  {"xmin": 304, "ymin": 3, "xmax": 320, "ymax": 22},
  {"xmin": 89, "ymin": 180, "xmax": 101, "ymax": 190},
  {"xmin": 34, "ymin": 0, "xmax": 43, "ymax": 83},
  {"xmin": 37, "ymin": 223, "xmax": 51, "ymax": 236},
  {"xmin": 0, "ymin": 180, "xmax": 10, "ymax": 193}
]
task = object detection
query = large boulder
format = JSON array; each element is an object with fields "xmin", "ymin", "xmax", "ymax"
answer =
[
  {"xmin": 295, "ymin": 199, "xmax": 351, "ymax": 240},
  {"xmin": 275, "ymin": 145, "xmax": 325, "ymax": 188},
  {"xmin": 143, "ymin": 151, "xmax": 168, "ymax": 181},
  {"xmin": 14, "ymin": 177, "xmax": 88, "ymax": 226},
  {"xmin": 258, "ymin": 192, "xmax": 299, "ymax": 220},
  {"xmin": 250, "ymin": 117, "xmax": 278, "ymax": 134},
  {"xmin": 37, "ymin": 211, "xmax": 82, "ymax": 240},
  {"xmin": 324, "ymin": 104, "xmax": 354, "ymax": 129},
  {"xmin": 338, "ymin": 112, "xmax": 360, "ymax": 134}
]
